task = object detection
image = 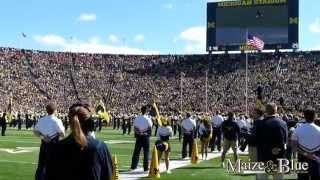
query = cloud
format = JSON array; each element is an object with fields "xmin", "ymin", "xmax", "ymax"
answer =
[
  {"xmin": 179, "ymin": 26, "xmax": 206, "ymax": 53},
  {"xmin": 309, "ymin": 18, "xmax": 320, "ymax": 33},
  {"xmin": 77, "ymin": 13, "xmax": 97, "ymax": 22},
  {"xmin": 108, "ymin": 34, "xmax": 119, "ymax": 44},
  {"xmin": 134, "ymin": 34, "xmax": 145, "ymax": 43},
  {"xmin": 162, "ymin": 3, "xmax": 174, "ymax": 9},
  {"xmin": 33, "ymin": 34, "xmax": 66, "ymax": 46},
  {"xmin": 33, "ymin": 34, "xmax": 158, "ymax": 55}
]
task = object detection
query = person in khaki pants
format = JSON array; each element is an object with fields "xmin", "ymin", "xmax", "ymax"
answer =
[{"xmin": 221, "ymin": 112, "xmax": 240, "ymax": 166}]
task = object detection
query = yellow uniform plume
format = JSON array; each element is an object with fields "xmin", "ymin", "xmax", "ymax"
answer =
[
  {"xmin": 112, "ymin": 155, "xmax": 119, "ymax": 180},
  {"xmin": 255, "ymin": 99, "xmax": 265, "ymax": 112},
  {"xmin": 152, "ymin": 101, "xmax": 162, "ymax": 126},
  {"xmin": 191, "ymin": 140, "xmax": 199, "ymax": 164},
  {"xmin": 96, "ymin": 100, "xmax": 111, "ymax": 123},
  {"xmin": 148, "ymin": 145, "xmax": 160, "ymax": 179}
]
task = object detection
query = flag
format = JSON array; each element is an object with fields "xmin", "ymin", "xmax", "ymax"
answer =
[
  {"xmin": 191, "ymin": 140, "xmax": 199, "ymax": 164},
  {"xmin": 21, "ymin": 32, "xmax": 27, "ymax": 38},
  {"xmin": 96, "ymin": 100, "xmax": 110, "ymax": 122},
  {"xmin": 148, "ymin": 145, "xmax": 160, "ymax": 179},
  {"xmin": 152, "ymin": 101, "xmax": 162, "ymax": 126},
  {"xmin": 247, "ymin": 34, "xmax": 264, "ymax": 50},
  {"xmin": 112, "ymin": 155, "xmax": 119, "ymax": 180}
]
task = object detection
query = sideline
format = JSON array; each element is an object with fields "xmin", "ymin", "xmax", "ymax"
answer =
[{"xmin": 120, "ymin": 151, "xmax": 248, "ymax": 180}]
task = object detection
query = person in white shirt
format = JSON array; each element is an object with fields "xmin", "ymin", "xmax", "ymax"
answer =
[
  {"xmin": 291, "ymin": 108, "xmax": 320, "ymax": 179},
  {"xmin": 130, "ymin": 106, "xmax": 153, "ymax": 172},
  {"xmin": 155, "ymin": 117, "xmax": 173, "ymax": 174},
  {"xmin": 181, "ymin": 113, "xmax": 196, "ymax": 159},
  {"xmin": 33, "ymin": 103, "xmax": 65, "ymax": 180},
  {"xmin": 210, "ymin": 111, "xmax": 224, "ymax": 152}
]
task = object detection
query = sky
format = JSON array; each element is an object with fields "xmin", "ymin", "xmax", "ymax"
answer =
[{"xmin": 0, "ymin": 0, "xmax": 319, "ymax": 54}]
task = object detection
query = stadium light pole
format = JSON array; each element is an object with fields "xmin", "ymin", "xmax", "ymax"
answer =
[
  {"xmin": 180, "ymin": 72, "xmax": 183, "ymax": 113},
  {"xmin": 245, "ymin": 29, "xmax": 249, "ymax": 116},
  {"xmin": 205, "ymin": 70, "xmax": 208, "ymax": 114}
]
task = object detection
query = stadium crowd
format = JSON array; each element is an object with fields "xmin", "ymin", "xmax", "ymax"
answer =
[
  {"xmin": 1, "ymin": 47, "xmax": 320, "ymax": 179},
  {"xmin": 1, "ymin": 47, "xmax": 320, "ymax": 115}
]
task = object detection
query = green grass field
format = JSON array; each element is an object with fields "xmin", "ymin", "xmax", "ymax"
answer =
[{"xmin": 0, "ymin": 127, "xmax": 255, "ymax": 180}]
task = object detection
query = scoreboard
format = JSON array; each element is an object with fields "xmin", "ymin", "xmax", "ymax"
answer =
[{"xmin": 207, "ymin": 0, "xmax": 299, "ymax": 51}]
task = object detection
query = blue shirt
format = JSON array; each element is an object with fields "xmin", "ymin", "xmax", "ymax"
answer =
[{"xmin": 46, "ymin": 135, "xmax": 113, "ymax": 180}]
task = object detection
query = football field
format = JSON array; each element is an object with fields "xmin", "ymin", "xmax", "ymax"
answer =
[{"xmin": 0, "ymin": 127, "xmax": 255, "ymax": 180}]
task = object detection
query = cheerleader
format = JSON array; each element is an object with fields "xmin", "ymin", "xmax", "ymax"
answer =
[
  {"xmin": 155, "ymin": 117, "xmax": 173, "ymax": 174},
  {"xmin": 199, "ymin": 116, "xmax": 212, "ymax": 160}
]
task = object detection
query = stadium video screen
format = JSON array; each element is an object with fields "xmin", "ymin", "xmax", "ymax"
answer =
[
  {"xmin": 207, "ymin": 0, "xmax": 299, "ymax": 51},
  {"xmin": 216, "ymin": 5, "xmax": 288, "ymax": 45}
]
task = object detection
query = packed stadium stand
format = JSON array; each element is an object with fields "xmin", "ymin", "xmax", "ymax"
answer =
[{"xmin": 1, "ymin": 47, "xmax": 320, "ymax": 114}]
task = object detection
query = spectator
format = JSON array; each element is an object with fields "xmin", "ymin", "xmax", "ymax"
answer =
[
  {"xmin": 255, "ymin": 103, "xmax": 288, "ymax": 180},
  {"xmin": 45, "ymin": 102, "xmax": 113, "ymax": 180}
]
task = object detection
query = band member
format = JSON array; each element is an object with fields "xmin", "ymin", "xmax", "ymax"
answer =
[
  {"xmin": 153, "ymin": 119, "xmax": 159, "ymax": 137},
  {"xmin": 127, "ymin": 116, "xmax": 132, "ymax": 135},
  {"xmin": 210, "ymin": 111, "xmax": 224, "ymax": 152},
  {"xmin": 122, "ymin": 115, "xmax": 127, "ymax": 135},
  {"xmin": 237, "ymin": 115, "xmax": 249, "ymax": 152},
  {"xmin": 97, "ymin": 117, "xmax": 103, "ymax": 132},
  {"xmin": 181, "ymin": 113, "xmax": 196, "ymax": 159},
  {"xmin": 172, "ymin": 115, "xmax": 178, "ymax": 136},
  {"xmin": 156, "ymin": 117, "xmax": 173, "ymax": 174},
  {"xmin": 34, "ymin": 103, "xmax": 65, "ymax": 180},
  {"xmin": 221, "ymin": 112, "xmax": 240, "ymax": 166},
  {"xmin": 17, "ymin": 112, "xmax": 22, "ymax": 130},
  {"xmin": 130, "ymin": 106, "xmax": 153, "ymax": 172},
  {"xmin": 25, "ymin": 113, "xmax": 30, "ymax": 129},
  {"xmin": 117, "ymin": 116, "xmax": 121, "ymax": 130},
  {"xmin": 291, "ymin": 108, "xmax": 320, "ymax": 179},
  {"xmin": 255, "ymin": 103, "xmax": 288, "ymax": 180},
  {"xmin": 199, "ymin": 117, "xmax": 212, "ymax": 160},
  {"xmin": 1, "ymin": 113, "xmax": 7, "ymax": 136},
  {"xmin": 112, "ymin": 115, "xmax": 117, "ymax": 129},
  {"xmin": 178, "ymin": 115, "xmax": 183, "ymax": 142}
]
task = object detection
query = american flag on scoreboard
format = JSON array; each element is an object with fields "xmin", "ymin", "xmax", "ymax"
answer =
[{"xmin": 247, "ymin": 34, "xmax": 264, "ymax": 50}]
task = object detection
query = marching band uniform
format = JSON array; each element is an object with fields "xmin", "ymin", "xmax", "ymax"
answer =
[
  {"xmin": 130, "ymin": 111, "xmax": 153, "ymax": 171},
  {"xmin": 210, "ymin": 113, "xmax": 224, "ymax": 151},
  {"xmin": 181, "ymin": 114, "xmax": 196, "ymax": 159},
  {"xmin": 17, "ymin": 113, "xmax": 22, "ymax": 130},
  {"xmin": 1, "ymin": 113, "xmax": 7, "ymax": 136},
  {"xmin": 172, "ymin": 116, "xmax": 178, "ymax": 136},
  {"xmin": 292, "ymin": 122, "xmax": 320, "ymax": 179},
  {"xmin": 34, "ymin": 111, "xmax": 65, "ymax": 180},
  {"xmin": 127, "ymin": 116, "xmax": 132, "ymax": 135}
]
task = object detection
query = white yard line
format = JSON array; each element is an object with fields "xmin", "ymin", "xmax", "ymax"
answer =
[
  {"xmin": 0, "ymin": 139, "xmax": 39, "ymax": 144},
  {"xmin": 0, "ymin": 160, "xmax": 37, "ymax": 165},
  {"xmin": 120, "ymin": 151, "xmax": 248, "ymax": 180}
]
